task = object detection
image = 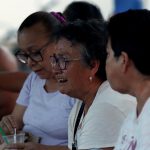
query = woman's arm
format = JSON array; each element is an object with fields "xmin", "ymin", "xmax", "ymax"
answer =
[
  {"xmin": 0, "ymin": 104, "xmax": 26, "ymax": 134},
  {"xmin": 0, "ymin": 72, "xmax": 28, "ymax": 92}
]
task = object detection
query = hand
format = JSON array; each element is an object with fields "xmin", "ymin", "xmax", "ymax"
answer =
[
  {"xmin": 5, "ymin": 142, "xmax": 43, "ymax": 150},
  {"xmin": 0, "ymin": 115, "xmax": 17, "ymax": 134}
]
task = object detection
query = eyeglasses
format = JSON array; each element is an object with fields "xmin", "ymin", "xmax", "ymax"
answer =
[
  {"xmin": 50, "ymin": 53, "xmax": 81, "ymax": 70},
  {"xmin": 15, "ymin": 41, "xmax": 50, "ymax": 64}
]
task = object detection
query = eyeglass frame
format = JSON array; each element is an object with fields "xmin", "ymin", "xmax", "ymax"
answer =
[
  {"xmin": 50, "ymin": 53, "xmax": 82, "ymax": 70},
  {"xmin": 15, "ymin": 40, "xmax": 51, "ymax": 64}
]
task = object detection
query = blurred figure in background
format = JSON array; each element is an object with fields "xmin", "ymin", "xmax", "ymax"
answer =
[
  {"xmin": 114, "ymin": 0, "xmax": 142, "ymax": 14},
  {"xmin": 0, "ymin": 71, "xmax": 27, "ymax": 92},
  {"xmin": 0, "ymin": 47, "xmax": 18, "ymax": 71},
  {"xmin": 0, "ymin": 47, "xmax": 18, "ymax": 119}
]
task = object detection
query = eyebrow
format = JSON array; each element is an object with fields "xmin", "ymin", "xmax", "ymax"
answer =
[{"xmin": 19, "ymin": 46, "xmax": 42, "ymax": 53}]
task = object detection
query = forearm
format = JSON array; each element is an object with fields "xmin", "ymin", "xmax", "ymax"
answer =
[
  {"xmin": 0, "ymin": 72, "xmax": 28, "ymax": 92},
  {"xmin": 0, "ymin": 104, "xmax": 26, "ymax": 134},
  {"xmin": 4, "ymin": 142, "xmax": 69, "ymax": 150},
  {"xmin": 12, "ymin": 104, "xmax": 27, "ymax": 130},
  {"xmin": 39, "ymin": 145, "xmax": 69, "ymax": 150}
]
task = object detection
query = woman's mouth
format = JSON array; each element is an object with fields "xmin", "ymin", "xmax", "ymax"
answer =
[{"xmin": 57, "ymin": 77, "xmax": 68, "ymax": 83}]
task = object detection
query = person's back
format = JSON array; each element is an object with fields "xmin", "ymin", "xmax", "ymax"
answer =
[{"xmin": 0, "ymin": 47, "xmax": 18, "ymax": 119}]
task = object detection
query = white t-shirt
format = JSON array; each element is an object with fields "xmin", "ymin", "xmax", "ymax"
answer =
[
  {"xmin": 68, "ymin": 81, "xmax": 136, "ymax": 149},
  {"xmin": 114, "ymin": 97, "xmax": 150, "ymax": 150},
  {"xmin": 17, "ymin": 72, "xmax": 75, "ymax": 145}
]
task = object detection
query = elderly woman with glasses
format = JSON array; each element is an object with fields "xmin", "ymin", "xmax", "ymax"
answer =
[
  {"xmin": 0, "ymin": 11, "xmax": 75, "ymax": 150},
  {"xmin": 50, "ymin": 19, "xmax": 136, "ymax": 150}
]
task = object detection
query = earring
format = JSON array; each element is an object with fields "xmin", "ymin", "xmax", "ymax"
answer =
[{"xmin": 89, "ymin": 76, "xmax": 92, "ymax": 82}]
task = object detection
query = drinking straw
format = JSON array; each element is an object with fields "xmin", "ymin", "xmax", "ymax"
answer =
[
  {"xmin": 0, "ymin": 127, "xmax": 9, "ymax": 144},
  {"xmin": 13, "ymin": 128, "xmax": 17, "ymax": 143}
]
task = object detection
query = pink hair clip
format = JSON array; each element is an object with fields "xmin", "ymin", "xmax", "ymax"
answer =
[{"xmin": 51, "ymin": 11, "xmax": 66, "ymax": 24}]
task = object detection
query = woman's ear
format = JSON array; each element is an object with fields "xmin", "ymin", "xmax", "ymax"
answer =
[
  {"xmin": 90, "ymin": 60, "xmax": 100, "ymax": 76},
  {"xmin": 119, "ymin": 51, "xmax": 130, "ymax": 73}
]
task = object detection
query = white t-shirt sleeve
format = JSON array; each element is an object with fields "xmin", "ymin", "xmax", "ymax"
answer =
[
  {"xmin": 78, "ymin": 102, "xmax": 126, "ymax": 149},
  {"xmin": 16, "ymin": 72, "xmax": 36, "ymax": 106}
]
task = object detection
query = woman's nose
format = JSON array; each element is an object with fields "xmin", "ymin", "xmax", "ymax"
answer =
[
  {"xmin": 51, "ymin": 63, "xmax": 62, "ymax": 75},
  {"xmin": 27, "ymin": 57, "xmax": 37, "ymax": 66}
]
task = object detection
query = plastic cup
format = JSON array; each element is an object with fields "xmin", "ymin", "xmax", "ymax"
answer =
[{"xmin": 2, "ymin": 133, "xmax": 25, "ymax": 144}]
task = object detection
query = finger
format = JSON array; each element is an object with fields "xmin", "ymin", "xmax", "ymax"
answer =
[
  {"xmin": 1, "ymin": 117, "xmax": 13, "ymax": 134},
  {"xmin": 7, "ymin": 115, "xmax": 17, "ymax": 129},
  {"xmin": 0, "ymin": 116, "xmax": 15, "ymax": 134},
  {"xmin": 0, "ymin": 118, "xmax": 9, "ymax": 134},
  {"xmin": 0, "ymin": 134, "xmax": 4, "ymax": 144}
]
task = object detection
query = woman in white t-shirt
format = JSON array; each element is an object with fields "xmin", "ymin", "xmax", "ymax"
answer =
[
  {"xmin": 50, "ymin": 19, "xmax": 136, "ymax": 150},
  {"xmin": 106, "ymin": 9, "xmax": 150, "ymax": 150}
]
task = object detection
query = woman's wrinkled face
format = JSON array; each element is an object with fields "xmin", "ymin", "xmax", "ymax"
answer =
[
  {"xmin": 18, "ymin": 23, "xmax": 55, "ymax": 79},
  {"xmin": 51, "ymin": 38, "xmax": 91, "ymax": 98}
]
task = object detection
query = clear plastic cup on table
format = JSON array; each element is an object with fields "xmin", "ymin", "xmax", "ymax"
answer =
[{"xmin": 2, "ymin": 132, "xmax": 25, "ymax": 144}]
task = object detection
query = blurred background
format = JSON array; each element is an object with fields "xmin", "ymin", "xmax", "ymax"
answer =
[{"xmin": 0, "ymin": 0, "xmax": 150, "ymax": 70}]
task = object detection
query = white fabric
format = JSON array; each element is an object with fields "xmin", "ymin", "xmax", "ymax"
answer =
[
  {"xmin": 68, "ymin": 81, "xmax": 136, "ymax": 149},
  {"xmin": 17, "ymin": 72, "xmax": 75, "ymax": 145},
  {"xmin": 114, "ymin": 97, "xmax": 150, "ymax": 150}
]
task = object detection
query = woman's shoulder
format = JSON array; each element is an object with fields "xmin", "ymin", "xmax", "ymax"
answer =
[
  {"xmin": 93, "ymin": 81, "xmax": 136, "ymax": 115},
  {"xmin": 27, "ymin": 72, "xmax": 44, "ymax": 82},
  {"xmin": 96, "ymin": 81, "xmax": 136, "ymax": 104},
  {"xmin": 24, "ymin": 72, "xmax": 45, "ymax": 88}
]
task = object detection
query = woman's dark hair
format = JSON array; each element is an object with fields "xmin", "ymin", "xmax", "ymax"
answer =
[
  {"xmin": 18, "ymin": 11, "xmax": 63, "ymax": 37},
  {"xmin": 53, "ymin": 19, "xmax": 108, "ymax": 81},
  {"xmin": 63, "ymin": 1, "xmax": 104, "ymax": 21},
  {"xmin": 108, "ymin": 9, "xmax": 150, "ymax": 75}
]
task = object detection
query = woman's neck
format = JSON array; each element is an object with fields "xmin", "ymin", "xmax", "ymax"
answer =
[
  {"xmin": 83, "ymin": 79, "xmax": 104, "ymax": 114},
  {"xmin": 44, "ymin": 77, "xmax": 58, "ymax": 93},
  {"xmin": 132, "ymin": 78, "xmax": 150, "ymax": 116}
]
